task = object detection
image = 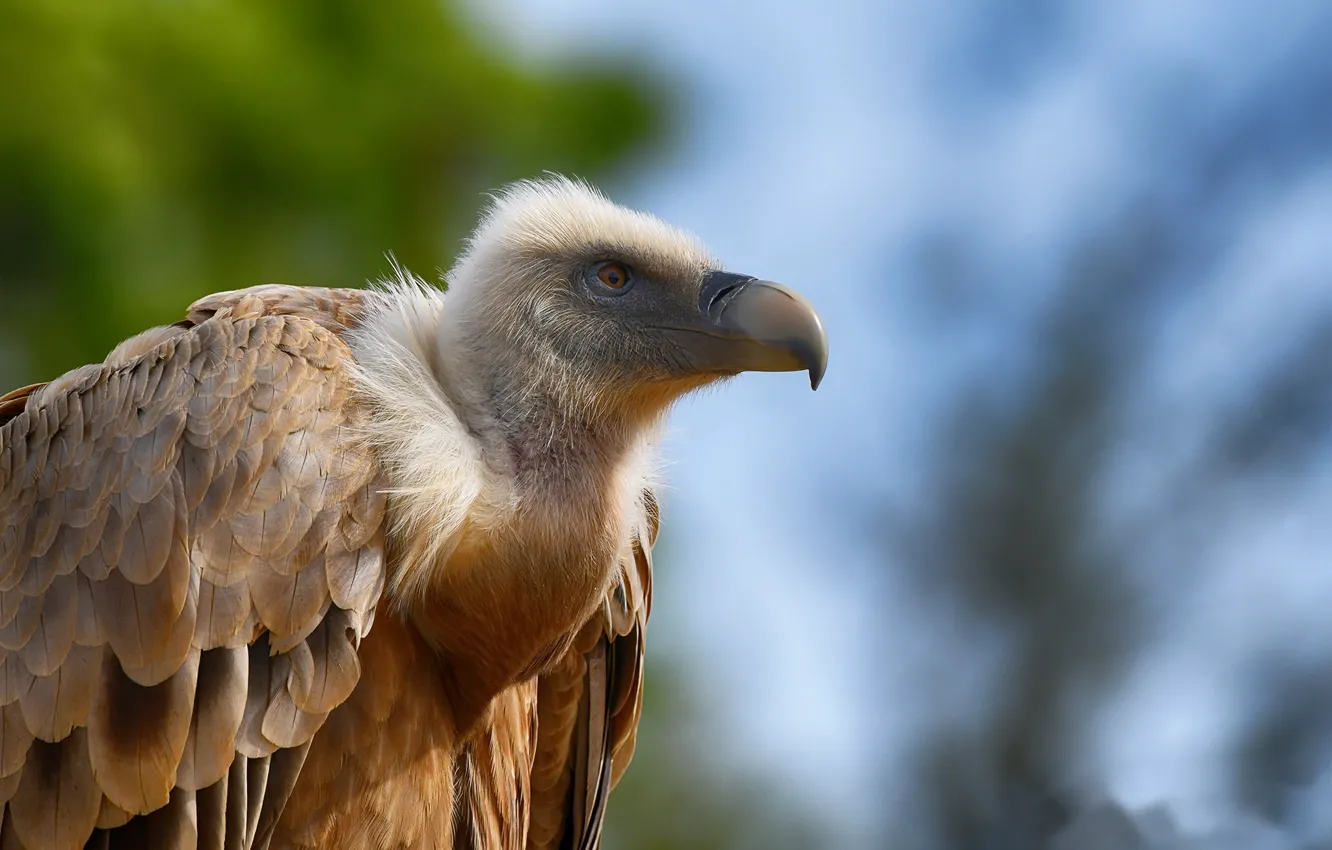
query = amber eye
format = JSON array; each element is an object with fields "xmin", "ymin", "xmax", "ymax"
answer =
[{"xmin": 596, "ymin": 262, "xmax": 632, "ymax": 290}]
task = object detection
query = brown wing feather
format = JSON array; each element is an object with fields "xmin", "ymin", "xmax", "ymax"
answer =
[
  {"xmin": 527, "ymin": 489, "xmax": 657, "ymax": 850},
  {"xmin": 0, "ymin": 385, "xmax": 47, "ymax": 429},
  {"xmin": 0, "ymin": 285, "xmax": 386, "ymax": 850},
  {"xmin": 454, "ymin": 680, "xmax": 539, "ymax": 849}
]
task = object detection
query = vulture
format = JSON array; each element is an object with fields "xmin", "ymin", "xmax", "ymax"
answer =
[{"xmin": 0, "ymin": 176, "xmax": 827, "ymax": 850}]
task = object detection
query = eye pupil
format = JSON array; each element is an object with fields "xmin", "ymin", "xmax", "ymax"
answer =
[{"xmin": 597, "ymin": 262, "xmax": 630, "ymax": 289}]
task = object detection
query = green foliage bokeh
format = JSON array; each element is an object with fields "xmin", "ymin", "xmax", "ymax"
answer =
[{"xmin": 0, "ymin": 0, "xmax": 661, "ymax": 385}]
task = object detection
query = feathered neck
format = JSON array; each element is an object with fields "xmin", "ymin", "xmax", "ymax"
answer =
[{"xmin": 344, "ymin": 277, "xmax": 659, "ymax": 605}]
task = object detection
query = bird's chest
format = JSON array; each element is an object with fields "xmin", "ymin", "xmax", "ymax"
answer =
[{"xmin": 413, "ymin": 510, "xmax": 621, "ymax": 726}]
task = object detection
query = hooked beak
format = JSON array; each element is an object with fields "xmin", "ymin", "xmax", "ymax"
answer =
[{"xmin": 656, "ymin": 271, "xmax": 829, "ymax": 389}]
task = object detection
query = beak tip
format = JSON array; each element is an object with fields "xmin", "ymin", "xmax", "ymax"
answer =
[{"xmin": 804, "ymin": 318, "xmax": 828, "ymax": 391}]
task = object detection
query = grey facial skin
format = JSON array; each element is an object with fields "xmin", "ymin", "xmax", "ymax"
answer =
[{"xmin": 561, "ymin": 254, "xmax": 828, "ymax": 394}]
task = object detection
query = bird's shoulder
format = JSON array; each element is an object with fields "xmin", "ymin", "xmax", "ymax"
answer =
[
  {"xmin": 0, "ymin": 284, "xmax": 373, "ymax": 428},
  {"xmin": 184, "ymin": 284, "xmax": 375, "ymax": 333}
]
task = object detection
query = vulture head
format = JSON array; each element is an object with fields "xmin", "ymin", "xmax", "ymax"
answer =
[
  {"xmin": 434, "ymin": 177, "xmax": 828, "ymax": 436},
  {"xmin": 347, "ymin": 175, "xmax": 831, "ymax": 714}
]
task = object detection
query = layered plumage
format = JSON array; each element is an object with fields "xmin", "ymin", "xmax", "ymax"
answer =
[{"xmin": 0, "ymin": 177, "xmax": 826, "ymax": 849}]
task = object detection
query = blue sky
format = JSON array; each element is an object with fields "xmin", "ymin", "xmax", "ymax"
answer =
[{"xmin": 471, "ymin": 0, "xmax": 1332, "ymax": 844}]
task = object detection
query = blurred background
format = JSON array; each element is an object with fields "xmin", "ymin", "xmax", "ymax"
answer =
[{"xmin": 4, "ymin": 1, "xmax": 1332, "ymax": 847}]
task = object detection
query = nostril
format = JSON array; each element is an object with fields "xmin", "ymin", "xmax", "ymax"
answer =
[
  {"xmin": 698, "ymin": 270, "xmax": 756, "ymax": 318},
  {"xmin": 707, "ymin": 283, "xmax": 745, "ymax": 316}
]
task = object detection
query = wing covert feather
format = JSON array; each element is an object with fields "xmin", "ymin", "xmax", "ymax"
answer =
[{"xmin": 0, "ymin": 286, "xmax": 386, "ymax": 849}]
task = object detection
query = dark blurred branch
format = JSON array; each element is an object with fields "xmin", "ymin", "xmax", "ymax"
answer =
[
  {"xmin": 906, "ymin": 291, "xmax": 1135, "ymax": 848},
  {"xmin": 1233, "ymin": 659, "xmax": 1332, "ymax": 823},
  {"xmin": 884, "ymin": 5, "xmax": 1332, "ymax": 847}
]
